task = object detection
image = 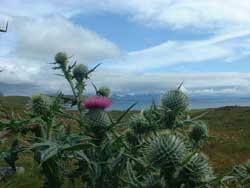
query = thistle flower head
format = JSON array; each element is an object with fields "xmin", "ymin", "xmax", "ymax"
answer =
[
  {"xmin": 73, "ymin": 64, "xmax": 89, "ymax": 82},
  {"xmin": 81, "ymin": 96, "xmax": 111, "ymax": 110},
  {"xmin": 55, "ymin": 52, "xmax": 68, "ymax": 67}
]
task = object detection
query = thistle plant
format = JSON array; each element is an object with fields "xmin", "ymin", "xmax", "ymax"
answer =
[{"xmin": 0, "ymin": 51, "xmax": 246, "ymax": 188}]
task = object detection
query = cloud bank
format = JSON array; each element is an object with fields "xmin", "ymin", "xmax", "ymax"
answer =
[{"xmin": 1, "ymin": 0, "xmax": 250, "ymax": 97}]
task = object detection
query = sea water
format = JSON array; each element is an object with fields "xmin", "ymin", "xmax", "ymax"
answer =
[{"xmin": 109, "ymin": 95, "xmax": 250, "ymax": 110}]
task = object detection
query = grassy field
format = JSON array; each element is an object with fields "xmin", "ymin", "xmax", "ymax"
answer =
[
  {"xmin": 191, "ymin": 107, "xmax": 250, "ymax": 173},
  {"xmin": 1, "ymin": 96, "xmax": 250, "ymax": 187}
]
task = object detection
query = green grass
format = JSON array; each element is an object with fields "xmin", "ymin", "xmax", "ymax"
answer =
[
  {"xmin": 0, "ymin": 96, "xmax": 30, "ymax": 114},
  {"xmin": 1, "ymin": 97, "xmax": 250, "ymax": 187},
  {"xmin": 191, "ymin": 107, "xmax": 250, "ymax": 172}
]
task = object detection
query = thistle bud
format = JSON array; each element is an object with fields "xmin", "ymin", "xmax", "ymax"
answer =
[
  {"xmin": 129, "ymin": 115, "xmax": 149, "ymax": 136},
  {"xmin": 97, "ymin": 87, "xmax": 111, "ymax": 97},
  {"xmin": 73, "ymin": 64, "xmax": 89, "ymax": 82},
  {"xmin": 189, "ymin": 121, "xmax": 208, "ymax": 143},
  {"xmin": 161, "ymin": 89, "xmax": 188, "ymax": 112},
  {"xmin": 55, "ymin": 52, "xmax": 68, "ymax": 67},
  {"xmin": 31, "ymin": 94, "xmax": 52, "ymax": 116}
]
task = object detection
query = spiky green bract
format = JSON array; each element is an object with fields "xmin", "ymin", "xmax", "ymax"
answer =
[
  {"xmin": 73, "ymin": 64, "xmax": 89, "ymax": 82},
  {"xmin": 145, "ymin": 134, "xmax": 186, "ymax": 168},
  {"xmin": 84, "ymin": 108, "xmax": 110, "ymax": 143},
  {"xmin": 84, "ymin": 109, "xmax": 110, "ymax": 127},
  {"xmin": 97, "ymin": 87, "xmax": 111, "ymax": 97},
  {"xmin": 189, "ymin": 121, "xmax": 208, "ymax": 143},
  {"xmin": 179, "ymin": 153, "xmax": 213, "ymax": 187},
  {"xmin": 161, "ymin": 89, "xmax": 188, "ymax": 112},
  {"xmin": 54, "ymin": 52, "xmax": 68, "ymax": 69}
]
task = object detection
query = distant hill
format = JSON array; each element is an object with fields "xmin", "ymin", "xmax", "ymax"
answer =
[{"xmin": 0, "ymin": 91, "xmax": 3, "ymax": 96}]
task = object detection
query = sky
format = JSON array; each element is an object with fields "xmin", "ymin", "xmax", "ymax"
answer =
[{"xmin": 1, "ymin": 0, "xmax": 250, "ymax": 97}]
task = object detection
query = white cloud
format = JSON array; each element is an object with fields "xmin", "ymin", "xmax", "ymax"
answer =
[
  {"xmin": 3, "ymin": 0, "xmax": 247, "ymax": 72},
  {"xmin": 1, "ymin": 62, "xmax": 250, "ymax": 96},
  {"xmin": 11, "ymin": 17, "xmax": 121, "ymax": 64},
  {"xmin": 92, "ymin": 71, "xmax": 250, "ymax": 96},
  {"xmin": 122, "ymin": 40, "xmax": 230, "ymax": 70},
  {"xmin": 106, "ymin": 30, "xmax": 250, "ymax": 71},
  {"xmin": 2, "ymin": 0, "xmax": 250, "ymax": 31}
]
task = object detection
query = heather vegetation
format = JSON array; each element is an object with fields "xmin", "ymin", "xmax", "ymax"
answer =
[{"xmin": 0, "ymin": 52, "xmax": 250, "ymax": 188}]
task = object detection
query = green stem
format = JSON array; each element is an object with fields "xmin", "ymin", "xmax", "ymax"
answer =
[{"xmin": 64, "ymin": 71, "xmax": 85, "ymax": 128}]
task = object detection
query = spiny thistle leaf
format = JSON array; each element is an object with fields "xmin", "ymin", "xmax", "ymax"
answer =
[{"xmin": 233, "ymin": 160, "xmax": 250, "ymax": 186}]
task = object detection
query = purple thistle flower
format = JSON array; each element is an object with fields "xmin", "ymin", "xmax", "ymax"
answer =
[{"xmin": 81, "ymin": 96, "xmax": 111, "ymax": 110}]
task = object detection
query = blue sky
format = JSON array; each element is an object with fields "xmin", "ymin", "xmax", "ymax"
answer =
[
  {"xmin": 1, "ymin": 0, "xmax": 250, "ymax": 96},
  {"xmin": 72, "ymin": 12, "xmax": 212, "ymax": 51}
]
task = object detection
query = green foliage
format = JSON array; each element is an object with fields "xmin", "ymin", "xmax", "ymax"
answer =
[
  {"xmin": 0, "ymin": 140, "xmax": 20, "ymax": 171},
  {"xmin": 229, "ymin": 160, "xmax": 250, "ymax": 187}
]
